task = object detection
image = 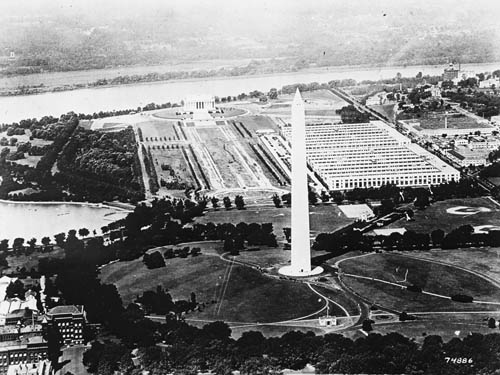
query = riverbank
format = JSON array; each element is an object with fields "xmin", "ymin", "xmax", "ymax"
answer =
[
  {"xmin": 0, "ymin": 199, "xmax": 133, "ymax": 212},
  {"xmin": 2, "ymin": 60, "xmax": 500, "ymax": 125},
  {"xmin": 2, "ymin": 60, "xmax": 500, "ymax": 98}
]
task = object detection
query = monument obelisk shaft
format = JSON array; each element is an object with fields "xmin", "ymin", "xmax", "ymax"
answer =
[
  {"xmin": 290, "ymin": 89, "xmax": 312, "ymax": 273},
  {"xmin": 279, "ymin": 89, "xmax": 322, "ymax": 277}
]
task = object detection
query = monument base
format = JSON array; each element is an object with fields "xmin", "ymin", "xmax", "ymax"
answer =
[{"xmin": 278, "ymin": 265, "xmax": 324, "ymax": 277}]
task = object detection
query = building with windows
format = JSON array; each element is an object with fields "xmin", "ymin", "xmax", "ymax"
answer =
[
  {"xmin": 45, "ymin": 305, "xmax": 85, "ymax": 346},
  {"xmin": 443, "ymin": 63, "xmax": 460, "ymax": 81},
  {"xmin": 0, "ymin": 325, "xmax": 48, "ymax": 375},
  {"xmin": 282, "ymin": 121, "xmax": 460, "ymax": 190}
]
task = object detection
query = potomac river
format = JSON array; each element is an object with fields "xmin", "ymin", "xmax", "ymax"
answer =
[{"xmin": 1, "ymin": 61, "xmax": 500, "ymax": 124}]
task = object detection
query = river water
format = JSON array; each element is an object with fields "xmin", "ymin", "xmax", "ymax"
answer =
[
  {"xmin": 1, "ymin": 61, "xmax": 499, "ymax": 124},
  {"xmin": 0, "ymin": 201, "xmax": 128, "ymax": 242}
]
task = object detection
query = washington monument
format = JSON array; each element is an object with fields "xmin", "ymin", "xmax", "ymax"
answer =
[{"xmin": 279, "ymin": 89, "xmax": 323, "ymax": 277}]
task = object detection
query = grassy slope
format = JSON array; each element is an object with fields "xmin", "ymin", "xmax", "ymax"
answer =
[
  {"xmin": 408, "ymin": 248, "xmax": 500, "ymax": 284},
  {"xmin": 99, "ymin": 248, "xmax": 323, "ymax": 323},
  {"xmin": 341, "ymin": 253, "xmax": 500, "ymax": 302},
  {"xmin": 343, "ymin": 277, "xmax": 499, "ymax": 312}
]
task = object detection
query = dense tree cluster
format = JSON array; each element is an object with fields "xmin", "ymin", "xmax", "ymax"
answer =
[
  {"xmin": 142, "ymin": 251, "xmax": 165, "ymax": 269},
  {"xmin": 442, "ymin": 89, "xmax": 500, "ymax": 118},
  {"xmin": 54, "ymin": 127, "xmax": 144, "ymax": 202},
  {"xmin": 82, "ymin": 323, "xmax": 500, "ymax": 375},
  {"xmin": 331, "ymin": 180, "xmax": 483, "ymax": 206},
  {"xmin": 0, "ymin": 114, "xmax": 80, "ymax": 200},
  {"xmin": 336, "ymin": 105, "xmax": 371, "ymax": 123},
  {"xmin": 313, "ymin": 223, "xmax": 500, "ymax": 254}
]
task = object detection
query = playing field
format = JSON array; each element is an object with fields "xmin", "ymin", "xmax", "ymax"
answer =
[
  {"xmin": 339, "ymin": 253, "xmax": 500, "ymax": 312},
  {"xmin": 99, "ymin": 243, "xmax": 324, "ymax": 323},
  {"xmin": 386, "ymin": 197, "xmax": 500, "ymax": 234}
]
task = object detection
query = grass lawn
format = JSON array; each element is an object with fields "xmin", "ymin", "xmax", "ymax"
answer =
[
  {"xmin": 197, "ymin": 204, "xmax": 353, "ymax": 242},
  {"xmin": 138, "ymin": 120, "xmax": 179, "ymax": 141},
  {"xmin": 387, "ymin": 197, "xmax": 500, "ymax": 234},
  {"xmin": 99, "ymin": 246, "xmax": 324, "ymax": 323},
  {"xmin": 407, "ymin": 248, "xmax": 500, "ymax": 284},
  {"xmin": 238, "ymin": 115, "xmax": 280, "ymax": 134},
  {"xmin": 342, "ymin": 277, "xmax": 499, "ymax": 313},
  {"xmin": 341, "ymin": 253, "xmax": 500, "ymax": 302},
  {"xmin": 236, "ymin": 248, "xmax": 291, "ymax": 268}
]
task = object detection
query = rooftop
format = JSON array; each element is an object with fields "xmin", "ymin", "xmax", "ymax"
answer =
[{"xmin": 46, "ymin": 305, "xmax": 83, "ymax": 316}]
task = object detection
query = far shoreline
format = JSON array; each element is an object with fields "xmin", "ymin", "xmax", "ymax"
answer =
[{"xmin": 2, "ymin": 60, "xmax": 500, "ymax": 99}]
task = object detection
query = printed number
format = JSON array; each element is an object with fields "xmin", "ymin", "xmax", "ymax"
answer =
[{"xmin": 445, "ymin": 357, "xmax": 473, "ymax": 364}]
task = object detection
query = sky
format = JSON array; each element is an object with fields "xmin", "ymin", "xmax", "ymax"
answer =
[{"xmin": 1, "ymin": 0, "xmax": 498, "ymax": 19}]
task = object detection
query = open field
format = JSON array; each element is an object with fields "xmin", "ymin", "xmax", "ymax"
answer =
[
  {"xmin": 386, "ymin": 197, "xmax": 500, "ymax": 233},
  {"xmin": 99, "ymin": 244, "xmax": 324, "ymax": 323},
  {"xmin": 403, "ymin": 111, "xmax": 490, "ymax": 130},
  {"xmin": 341, "ymin": 253, "xmax": 500, "ymax": 302},
  {"xmin": 342, "ymin": 277, "xmax": 499, "ymax": 313},
  {"xmin": 237, "ymin": 115, "xmax": 279, "ymax": 134},
  {"xmin": 407, "ymin": 248, "xmax": 500, "ymax": 284},
  {"xmin": 339, "ymin": 253, "xmax": 500, "ymax": 312},
  {"xmin": 197, "ymin": 204, "xmax": 353, "ymax": 242},
  {"xmin": 137, "ymin": 120, "xmax": 181, "ymax": 141}
]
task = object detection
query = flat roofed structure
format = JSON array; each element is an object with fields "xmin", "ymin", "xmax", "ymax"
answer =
[
  {"xmin": 183, "ymin": 95, "xmax": 215, "ymax": 112},
  {"xmin": 283, "ymin": 120, "xmax": 459, "ymax": 190}
]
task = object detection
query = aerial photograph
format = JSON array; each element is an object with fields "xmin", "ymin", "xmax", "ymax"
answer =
[{"xmin": 1, "ymin": 0, "xmax": 500, "ymax": 374}]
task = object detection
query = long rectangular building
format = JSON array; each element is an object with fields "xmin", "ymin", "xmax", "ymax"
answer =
[{"xmin": 283, "ymin": 120, "xmax": 460, "ymax": 190}]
